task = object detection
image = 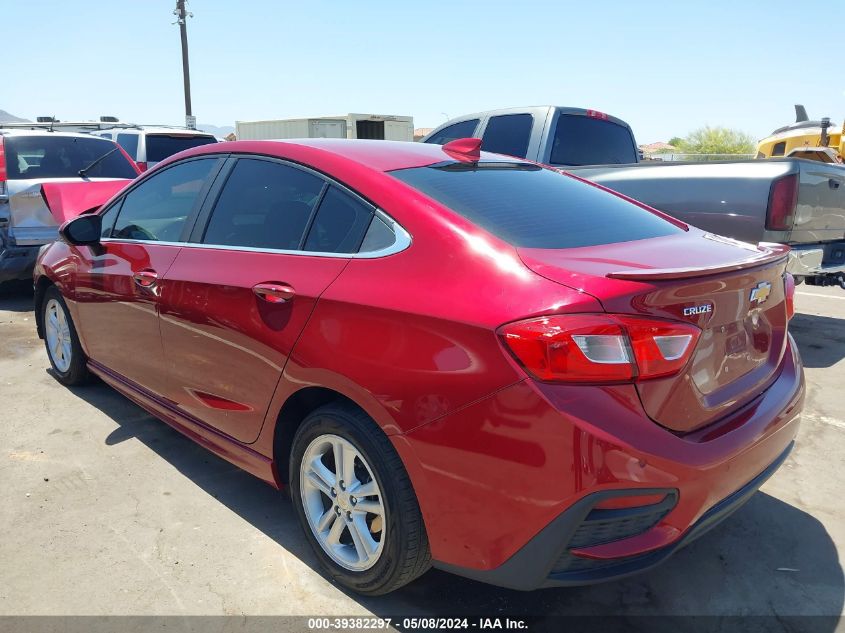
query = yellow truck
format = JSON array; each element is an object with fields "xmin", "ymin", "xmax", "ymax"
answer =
[{"xmin": 757, "ymin": 105, "xmax": 844, "ymax": 163}]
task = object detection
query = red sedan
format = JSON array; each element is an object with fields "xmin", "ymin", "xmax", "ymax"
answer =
[{"xmin": 33, "ymin": 138, "xmax": 803, "ymax": 594}]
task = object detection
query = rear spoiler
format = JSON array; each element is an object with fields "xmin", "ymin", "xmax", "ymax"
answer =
[{"xmin": 607, "ymin": 240, "xmax": 790, "ymax": 281}]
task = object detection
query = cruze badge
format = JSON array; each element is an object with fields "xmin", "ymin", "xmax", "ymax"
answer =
[
  {"xmin": 750, "ymin": 282, "xmax": 772, "ymax": 305},
  {"xmin": 683, "ymin": 304, "xmax": 713, "ymax": 317}
]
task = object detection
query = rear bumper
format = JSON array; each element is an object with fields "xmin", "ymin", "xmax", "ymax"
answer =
[
  {"xmin": 396, "ymin": 334, "xmax": 804, "ymax": 590},
  {"xmin": 788, "ymin": 242, "xmax": 845, "ymax": 276},
  {"xmin": 0, "ymin": 244, "xmax": 39, "ymax": 283},
  {"xmin": 434, "ymin": 441, "xmax": 792, "ymax": 590}
]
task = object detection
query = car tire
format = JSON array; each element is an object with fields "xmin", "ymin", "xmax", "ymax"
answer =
[
  {"xmin": 42, "ymin": 286, "xmax": 89, "ymax": 386},
  {"xmin": 290, "ymin": 403, "xmax": 431, "ymax": 595}
]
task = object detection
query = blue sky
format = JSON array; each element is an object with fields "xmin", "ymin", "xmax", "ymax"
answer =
[{"xmin": 5, "ymin": 0, "xmax": 843, "ymax": 143}]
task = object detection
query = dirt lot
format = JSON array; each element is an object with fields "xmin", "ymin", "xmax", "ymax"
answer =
[{"xmin": 1, "ymin": 282, "xmax": 844, "ymax": 624}]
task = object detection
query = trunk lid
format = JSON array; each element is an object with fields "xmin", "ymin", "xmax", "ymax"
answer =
[
  {"xmin": 518, "ymin": 230, "xmax": 791, "ymax": 433},
  {"xmin": 8, "ymin": 179, "xmax": 129, "ymax": 245}
]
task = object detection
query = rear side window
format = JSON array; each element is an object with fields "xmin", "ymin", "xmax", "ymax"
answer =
[
  {"xmin": 549, "ymin": 115, "xmax": 637, "ymax": 166},
  {"xmin": 111, "ymin": 158, "xmax": 216, "ymax": 242},
  {"xmin": 202, "ymin": 158, "xmax": 324, "ymax": 250},
  {"xmin": 116, "ymin": 133, "xmax": 140, "ymax": 159},
  {"xmin": 3, "ymin": 135, "xmax": 138, "ymax": 179},
  {"xmin": 391, "ymin": 163, "xmax": 681, "ymax": 249},
  {"xmin": 145, "ymin": 134, "xmax": 217, "ymax": 162},
  {"xmin": 425, "ymin": 119, "xmax": 480, "ymax": 145},
  {"xmin": 771, "ymin": 141, "xmax": 786, "ymax": 157},
  {"xmin": 304, "ymin": 186, "xmax": 373, "ymax": 253},
  {"xmin": 481, "ymin": 114, "xmax": 533, "ymax": 158}
]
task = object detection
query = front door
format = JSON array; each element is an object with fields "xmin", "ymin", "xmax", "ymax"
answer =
[{"xmin": 72, "ymin": 157, "xmax": 221, "ymax": 394}]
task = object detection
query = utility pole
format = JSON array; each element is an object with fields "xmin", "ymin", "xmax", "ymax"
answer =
[{"xmin": 174, "ymin": 0, "xmax": 195, "ymax": 129}]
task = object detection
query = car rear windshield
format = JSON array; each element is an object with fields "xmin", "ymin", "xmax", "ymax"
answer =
[
  {"xmin": 549, "ymin": 115, "xmax": 637, "ymax": 166},
  {"xmin": 390, "ymin": 162, "xmax": 682, "ymax": 249},
  {"xmin": 3, "ymin": 135, "xmax": 138, "ymax": 180},
  {"xmin": 145, "ymin": 134, "xmax": 217, "ymax": 162}
]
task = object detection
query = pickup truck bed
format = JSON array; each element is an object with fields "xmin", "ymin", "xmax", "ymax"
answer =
[{"xmin": 571, "ymin": 158, "xmax": 845, "ymax": 281}]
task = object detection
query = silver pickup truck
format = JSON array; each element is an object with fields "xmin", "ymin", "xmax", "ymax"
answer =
[{"xmin": 422, "ymin": 106, "xmax": 845, "ymax": 288}]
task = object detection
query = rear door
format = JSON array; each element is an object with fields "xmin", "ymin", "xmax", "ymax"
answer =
[
  {"xmin": 158, "ymin": 156, "xmax": 374, "ymax": 443},
  {"xmin": 72, "ymin": 156, "xmax": 222, "ymax": 394}
]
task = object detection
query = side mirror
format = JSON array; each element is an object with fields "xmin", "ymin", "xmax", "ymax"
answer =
[{"xmin": 60, "ymin": 214, "xmax": 102, "ymax": 246}]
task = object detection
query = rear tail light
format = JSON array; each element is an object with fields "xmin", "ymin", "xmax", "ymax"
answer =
[
  {"xmin": 499, "ymin": 314, "xmax": 701, "ymax": 384},
  {"xmin": 784, "ymin": 272, "xmax": 795, "ymax": 320},
  {"xmin": 586, "ymin": 109, "xmax": 609, "ymax": 120},
  {"xmin": 766, "ymin": 174, "xmax": 798, "ymax": 231},
  {"xmin": 136, "ymin": 161, "xmax": 148, "ymax": 172}
]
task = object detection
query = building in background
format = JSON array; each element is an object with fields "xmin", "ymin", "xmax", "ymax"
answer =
[
  {"xmin": 235, "ymin": 113, "xmax": 414, "ymax": 142},
  {"xmin": 414, "ymin": 127, "xmax": 434, "ymax": 141}
]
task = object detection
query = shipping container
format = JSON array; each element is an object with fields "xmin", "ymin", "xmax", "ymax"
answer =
[{"xmin": 235, "ymin": 113, "xmax": 414, "ymax": 142}]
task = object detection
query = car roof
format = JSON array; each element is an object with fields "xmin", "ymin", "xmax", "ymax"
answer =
[
  {"xmin": 173, "ymin": 138, "xmax": 522, "ymax": 172},
  {"xmin": 421, "ymin": 106, "xmax": 634, "ymax": 143},
  {"xmin": 111, "ymin": 126, "xmax": 216, "ymax": 136},
  {"xmin": 0, "ymin": 129, "xmax": 117, "ymax": 140}
]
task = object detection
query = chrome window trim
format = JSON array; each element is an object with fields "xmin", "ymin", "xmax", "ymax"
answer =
[{"xmin": 99, "ymin": 208, "xmax": 412, "ymax": 259}]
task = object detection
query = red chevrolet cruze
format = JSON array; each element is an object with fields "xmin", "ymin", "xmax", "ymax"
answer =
[{"xmin": 33, "ymin": 138, "xmax": 804, "ymax": 595}]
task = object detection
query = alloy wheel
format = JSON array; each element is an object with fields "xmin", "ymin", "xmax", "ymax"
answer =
[
  {"xmin": 299, "ymin": 433, "xmax": 386, "ymax": 571},
  {"xmin": 45, "ymin": 298, "xmax": 72, "ymax": 373}
]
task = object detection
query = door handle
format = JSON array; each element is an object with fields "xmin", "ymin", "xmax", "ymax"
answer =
[
  {"xmin": 133, "ymin": 269, "xmax": 159, "ymax": 288},
  {"xmin": 253, "ymin": 282, "xmax": 295, "ymax": 303},
  {"xmin": 830, "ymin": 179, "xmax": 841, "ymax": 190}
]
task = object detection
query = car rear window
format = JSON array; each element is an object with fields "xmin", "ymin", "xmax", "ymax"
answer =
[
  {"xmin": 3, "ymin": 135, "xmax": 138, "ymax": 180},
  {"xmin": 390, "ymin": 162, "xmax": 682, "ymax": 249},
  {"xmin": 549, "ymin": 115, "xmax": 637, "ymax": 166},
  {"xmin": 145, "ymin": 134, "xmax": 217, "ymax": 162}
]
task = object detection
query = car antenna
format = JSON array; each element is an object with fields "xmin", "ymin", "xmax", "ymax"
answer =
[
  {"xmin": 442, "ymin": 137, "xmax": 482, "ymax": 163},
  {"xmin": 49, "ymin": 116, "xmax": 56, "ymax": 133}
]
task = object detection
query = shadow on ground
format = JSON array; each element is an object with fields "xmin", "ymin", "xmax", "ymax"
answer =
[
  {"xmin": 62, "ymin": 378, "xmax": 844, "ymax": 625},
  {"xmin": 791, "ymin": 311, "xmax": 845, "ymax": 369},
  {"xmin": 0, "ymin": 281, "xmax": 34, "ymax": 313}
]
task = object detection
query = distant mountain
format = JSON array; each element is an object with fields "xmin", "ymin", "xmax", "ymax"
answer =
[
  {"xmin": 198, "ymin": 123, "xmax": 234, "ymax": 137},
  {"xmin": 0, "ymin": 109, "xmax": 29, "ymax": 123}
]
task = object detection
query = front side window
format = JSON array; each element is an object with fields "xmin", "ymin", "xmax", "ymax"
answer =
[
  {"xmin": 304, "ymin": 186, "xmax": 374, "ymax": 253},
  {"xmin": 202, "ymin": 159, "xmax": 325, "ymax": 250},
  {"xmin": 116, "ymin": 133, "xmax": 140, "ymax": 160},
  {"xmin": 99, "ymin": 199, "xmax": 123, "ymax": 238},
  {"xmin": 391, "ymin": 162, "xmax": 681, "ymax": 249},
  {"xmin": 111, "ymin": 158, "xmax": 216, "ymax": 242},
  {"xmin": 4, "ymin": 135, "xmax": 139, "ymax": 179},
  {"xmin": 481, "ymin": 114, "xmax": 533, "ymax": 158},
  {"xmin": 425, "ymin": 119, "xmax": 480, "ymax": 145}
]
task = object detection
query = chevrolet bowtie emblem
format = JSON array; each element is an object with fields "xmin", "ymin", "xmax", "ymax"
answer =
[{"xmin": 750, "ymin": 281, "xmax": 772, "ymax": 305}]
